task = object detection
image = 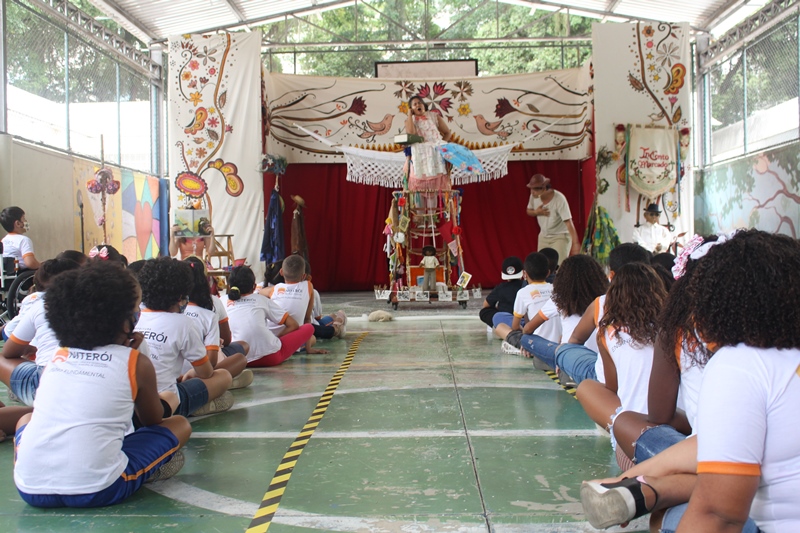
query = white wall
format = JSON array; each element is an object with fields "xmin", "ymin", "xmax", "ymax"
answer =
[{"xmin": 0, "ymin": 134, "xmax": 81, "ymax": 260}]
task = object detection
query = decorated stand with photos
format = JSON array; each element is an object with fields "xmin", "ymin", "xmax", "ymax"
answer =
[{"xmin": 375, "ymin": 136, "xmax": 481, "ymax": 309}]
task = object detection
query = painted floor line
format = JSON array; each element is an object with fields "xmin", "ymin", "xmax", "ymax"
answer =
[
  {"xmin": 190, "ymin": 429, "xmax": 603, "ymax": 439},
  {"xmin": 224, "ymin": 382, "xmax": 563, "ymax": 412}
]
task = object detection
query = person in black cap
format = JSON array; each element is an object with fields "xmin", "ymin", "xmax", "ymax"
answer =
[
  {"xmin": 525, "ymin": 174, "xmax": 579, "ymax": 264},
  {"xmin": 479, "ymin": 256, "xmax": 526, "ymax": 329},
  {"xmin": 633, "ymin": 203, "xmax": 672, "ymax": 253},
  {"xmin": 419, "ymin": 245, "xmax": 439, "ymax": 294}
]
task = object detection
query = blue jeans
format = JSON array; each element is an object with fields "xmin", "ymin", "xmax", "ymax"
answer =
[
  {"xmin": 520, "ymin": 334, "xmax": 558, "ymax": 368},
  {"xmin": 554, "ymin": 343, "xmax": 597, "ymax": 384},
  {"xmin": 492, "ymin": 312, "xmax": 525, "ymax": 329},
  {"xmin": 661, "ymin": 503, "xmax": 761, "ymax": 533},
  {"xmin": 221, "ymin": 342, "xmax": 246, "ymax": 357},
  {"xmin": 175, "ymin": 378, "xmax": 209, "ymax": 417},
  {"xmin": 9, "ymin": 362, "xmax": 44, "ymax": 406},
  {"xmin": 632, "ymin": 425, "xmax": 686, "ymax": 464}
]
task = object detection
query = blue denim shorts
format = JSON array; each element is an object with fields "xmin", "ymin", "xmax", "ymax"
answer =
[
  {"xmin": 633, "ymin": 425, "xmax": 686, "ymax": 464},
  {"xmin": 176, "ymin": 378, "xmax": 209, "ymax": 417},
  {"xmin": 221, "ymin": 342, "xmax": 246, "ymax": 357},
  {"xmin": 16, "ymin": 424, "xmax": 180, "ymax": 508},
  {"xmin": 9, "ymin": 362, "xmax": 44, "ymax": 406},
  {"xmin": 661, "ymin": 503, "xmax": 761, "ymax": 533}
]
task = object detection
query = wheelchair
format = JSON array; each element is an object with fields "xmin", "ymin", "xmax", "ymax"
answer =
[{"xmin": 0, "ymin": 250, "xmax": 36, "ymax": 325}]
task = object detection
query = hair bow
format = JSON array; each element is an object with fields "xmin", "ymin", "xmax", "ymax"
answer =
[
  {"xmin": 89, "ymin": 246, "xmax": 109, "ymax": 260},
  {"xmin": 671, "ymin": 231, "xmax": 737, "ymax": 279}
]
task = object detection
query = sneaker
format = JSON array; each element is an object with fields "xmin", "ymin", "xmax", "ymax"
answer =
[
  {"xmin": 145, "ymin": 450, "xmax": 185, "ymax": 483},
  {"xmin": 557, "ymin": 368, "xmax": 577, "ymax": 388},
  {"xmin": 501, "ymin": 341, "xmax": 521, "ymax": 355},
  {"xmin": 580, "ymin": 477, "xmax": 656, "ymax": 529},
  {"xmin": 228, "ymin": 369, "xmax": 253, "ymax": 390},
  {"xmin": 532, "ymin": 357, "xmax": 554, "ymax": 372},
  {"xmin": 190, "ymin": 391, "xmax": 234, "ymax": 416}
]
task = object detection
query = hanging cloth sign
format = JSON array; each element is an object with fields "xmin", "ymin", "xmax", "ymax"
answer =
[{"xmin": 626, "ymin": 126, "xmax": 679, "ymax": 198}]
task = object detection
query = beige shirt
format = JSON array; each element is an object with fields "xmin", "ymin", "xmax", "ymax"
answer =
[{"xmin": 527, "ymin": 190, "xmax": 572, "ymax": 236}]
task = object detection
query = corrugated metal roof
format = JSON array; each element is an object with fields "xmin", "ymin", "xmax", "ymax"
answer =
[{"xmin": 90, "ymin": 0, "xmax": 748, "ymax": 45}]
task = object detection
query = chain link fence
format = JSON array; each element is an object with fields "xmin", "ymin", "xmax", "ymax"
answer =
[
  {"xmin": 704, "ymin": 17, "xmax": 799, "ymax": 163},
  {"xmin": 5, "ymin": 0, "xmax": 153, "ymax": 172}
]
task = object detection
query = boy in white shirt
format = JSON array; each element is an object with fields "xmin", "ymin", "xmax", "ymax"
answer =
[
  {"xmin": 1, "ymin": 206, "xmax": 40, "ymax": 270},
  {"xmin": 632, "ymin": 203, "xmax": 672, "ymax": 253},
  {"xmin": 495, "ymin": 252, "xmax": 553, "ymax": 353},
  {"xmin": 135, "ymin": 257, "xmax": 232, "ymax": 417}
]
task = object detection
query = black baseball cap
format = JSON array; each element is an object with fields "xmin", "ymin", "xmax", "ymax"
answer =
[{"xmin": 501, "ymin": 256, "xmax": 524, "ymax": 280}]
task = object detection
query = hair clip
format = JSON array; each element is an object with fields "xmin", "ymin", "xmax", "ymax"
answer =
[
  {"xmin": 89, "ymin": 246, "xmax": 109, "ymax": 260},
  {"xmin": 230, "ymin": 286, "xmax": 239, "ymax": 292}
]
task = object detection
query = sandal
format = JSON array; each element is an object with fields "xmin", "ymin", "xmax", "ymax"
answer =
[{"xmin": 580, "ymin": 475, "xmax": 659, "ymax": 529}]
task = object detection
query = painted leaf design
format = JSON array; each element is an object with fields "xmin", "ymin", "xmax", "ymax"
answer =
[
  {"xmin": 207, "ymin": 129, "xmax": 219, "ymax": 141},
  {"xmin": 629, "ymin": 74, "xmax": 644, "ymax": 92},
  {"xmin": 672, "ymin": 107, "xmax": 682, "ymax": 124},
  {"xmin": 527, "ymin": 104, "xmax": 540, "ymax": 113},
  {"xmin": 219, "ymin": 91, "xmax": 227, "ymax": 109}
]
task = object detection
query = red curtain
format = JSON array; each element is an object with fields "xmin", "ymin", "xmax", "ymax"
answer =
[{"xmin": 263, "ymin": 160, "xmax": 591, "ymax": 291}]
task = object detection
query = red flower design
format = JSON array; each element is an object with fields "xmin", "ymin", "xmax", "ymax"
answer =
[
  {"xmin": 398, "ymin": 197, "xmax": 406, "ymax": 207},
  {"xmin": 452, "ymin": 226, "xmax": 462, "ymax": 235},
  {"xmin": 347, "ymin": 96, "xmax": 367, "ymax": 116},
  {"xmin": 438, "ymin": 97, "xmax": 453, "ymax": 112},
  {"xmin": 208, "ymin": 117, "xmax": 219, "ymax": 128},
  {"xmin": 417, "ymin": 84, "xmax": 431, "ymax": 99},
  {"xmin": 495, "ymin": 98, "xmax": 517, "ymax": 118},
  {"xmin": 433, "ymin": 82, "xmax": 447, "ymax": 97},
  {"xmin": 189, "ymin": 60, "xmax": 199, "ymax": 71}
]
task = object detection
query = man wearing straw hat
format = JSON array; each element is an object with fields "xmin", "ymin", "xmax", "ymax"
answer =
[{"xmin": 526, "ymin": 174, "xmax": 579, "ymax": 265}]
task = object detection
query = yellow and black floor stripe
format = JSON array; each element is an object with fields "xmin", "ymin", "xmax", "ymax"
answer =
[
  {"xmin": 246, "ymin": 332, "xmax": 369, "ymax": 533},
  {"xmin": 544, "ymin": 369, "xmax": 578, "ymax": 399}
]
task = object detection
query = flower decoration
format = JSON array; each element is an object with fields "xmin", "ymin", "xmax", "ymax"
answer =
[
  {"xmin": 184, "ymin": 107, "xmax": 208, "ymax": 135},
  {"xmin": 175, "ymin": 171, "xmax": 208, "ymax": 198},
  {"xmin": 643, "ymin": 26, "xmax": 655, "ymax": 37},
  {"xmin": 664, "ymin": 64, "xmax": 687, "ymax": 95},
  {"xmin": 458, "ymin": 103, "xmax": 471, "ymax": 116},
  {"xmin": 86, "ymin": 179, "xmax": 103, "ymax": 194},
  {"xmin": 189, "ymin": 92, "xmax": 203, "ymax": 106},
  {"xmin": 450, "ymin": 81, "xmax": 473, "ymax": 102},
  {"xmin": 393, "ymin": 80, "xmax": 416, "ymax": 100},
  {"xmin": 452, "ymin": 226, "xmax": 462, "ymax": 235},
  {"xmin": 397, "ymin": 197, "xmax": 406, "ymax": 208},
  {"xmin": 208, "ymin": 159, "xmax": 243, "ymax": 197},
  {"xmin": 347, "ymin": 96, "xmax": 367, "ymax": 116},
  {"xmin": 494, "ymin": 98, "xmax": 517, "ymax": 118}
]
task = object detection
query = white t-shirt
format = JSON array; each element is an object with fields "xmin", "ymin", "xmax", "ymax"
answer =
[
  {"xmin": 312, "ymin": 289, "xmax": 323, "ymax": 325},
  {"xmin": 696, "ymin": 345, "xmax": 800, "ymax": 533},
  {"xmin": 135, "ymin": 310, "xmax": 208, "ymax": 397},
  {"xmin": 632, "ymin": 221, "xmax": 672, "ymax": 253},
  {"xmin": 212, "ymin": 295, "xmax": 229, "ymax": 326},
  {"xmin": 513, "ymin": 281, "xmax": 553, "ymax": 321},
  {"xmin": 675, "ymin": 336, "xmax": 704, "ymax": 433},
  {"xmin": 1, "ymin": 232, "xmax": 35, "ymax": 264},
  {"xmin": 265, "ymin": 280, "xmax": 312, "ymax": 335},
  {"xmin": 14, "ymin": 345, "xmax": 140, "ymax": 494},
  {"xmin": 533, "ymin": 298, "xmax": 563, "ymax": 343},
  {"xmin": 181, "ymin": 303, "xmax": 220, "ymax": 374},
  {"xmin": 3, "ymin": 291, "xmax": 42, "ymax": 338},
  {"xmin": 9, "ymin": 295, "xmax": 60, "ymax": 368},
  {"xmin": 223, "ymin": 293, "xmax": 288, "ymax": 362},
  {"xmin": 599, "ymin": 326, "xmax": 654, "ymax": 415},
  {"xmin": 592, "ymin": 295, "xmax": 606, "ymax": 384},
  {"xmin": 526, "ymin": 190, "xmax": 572, "ymax": 236}
]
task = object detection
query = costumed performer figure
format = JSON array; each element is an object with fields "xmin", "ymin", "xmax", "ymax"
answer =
[
  {"xmin": 404, "ymin": 96, "xmax": 483, "ymax": 211},
  {"xmin": 420, "ymin": 245, "xmax": 439, "ymax": 293},
  {"xmin": 526, "ymin": 174, "xmax": 579, "ymax": 264},
  {"xmin": 632, "ymin": 203, "xmax": 672, "ymax": 253}
]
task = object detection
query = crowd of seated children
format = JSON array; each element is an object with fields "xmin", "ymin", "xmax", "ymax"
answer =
[
  {"xmin": 13, "ymin": 261, "xmax": 191, "ymax": 507},
  {"xmin": 515, "ymin": 254, "xmax": 608, "ymax": 371},
  {"xmin": 224, "ymin": 265, "xmax": 315, "ymax": 367},
  {"xmin": 183, "ymin": 256, "xmax": 253, "ymax": 390},
  {"xmin": 579, "ymin": 230, "xmax": 800, "ymax": 533},
  {"xmin": 552, "ymin": 243, "xmax": 651, "ymax": 387},
  {"xmin": 1, "ymin": 206, "xmax": 40, "ymax": 270},
  {"xmin": 493, "ymin": 252, "xmax": 553, "ymax": 354}
]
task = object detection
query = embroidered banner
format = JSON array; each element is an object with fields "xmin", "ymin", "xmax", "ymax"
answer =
[
  {"xmin": 167, "ymin": 32, "xmax": 264, "ymax": 273},
  {"xmin": 626, "ymin": 126, "xmax": 678, "ymax": 199},
  {"xmin": 264, "ymin": 67, "xmax": 592, "ymax": 172}
]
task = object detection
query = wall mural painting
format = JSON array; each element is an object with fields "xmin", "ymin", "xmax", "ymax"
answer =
[
  {"xmin": 696, "ymin": 142, "xmax": 800, "ymax": 238},
  {"xmin": 121, "ymin": 170, "xmax": 162, "ymax": 260}
]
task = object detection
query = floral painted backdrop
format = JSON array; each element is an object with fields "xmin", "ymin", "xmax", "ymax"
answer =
[
  {"xmin": 264, "ymin": 67, "xmax": 593, "ymax": 163},
  {"xmin": 593, "ymin": 22, "xmax": 693, "ymax": 244},
  {"xmin": 696, "ymin": 142, "xmax": 800, "ymax": 237},
  {"xmin": 168, "ymin": 32, "xmax": 264, "ymax": 275}
]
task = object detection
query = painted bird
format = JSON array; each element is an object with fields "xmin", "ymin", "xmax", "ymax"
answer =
[
  {"xmin": 359, "ymin": 113, "xmax": 394, "ymax": 138},
  {"xmin": 474, "ymin": 114, "xmax": 510, "ymax": 139}
]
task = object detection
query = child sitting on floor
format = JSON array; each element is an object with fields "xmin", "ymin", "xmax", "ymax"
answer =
[
  {"xmin": 135, "ymin": 257, "xmax": 233, "ymax": 417},
  {"xmin": 13, "ymin": 261, "xmax": 192, "ymax": 507},
  {"xmin": 224, "ymin": 265, "xmax": 314, "ymax": 367},
  {"xmin": 494, "ymin": 252, "xmax": 552, "ymax": 353},
  {"xmin": 479, "ymin": 256, "xmax": 525, "ymax": 329}
]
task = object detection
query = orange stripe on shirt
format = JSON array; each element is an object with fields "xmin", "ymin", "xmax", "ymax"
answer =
[
  {"xmin": 219, "ymin": 317, "xmax": 229, "ymax": 323},
  {"xmin": 279, "ymin": 312, "xmax": 288, "ymax": 325},
  {"xmin": 593, "ymin": 297, "xmax": 601, "ymax": 327},
  {"xmin": 191, "ymin": 355, "xmax": 210, "ymax": 367},
  {"xmin": 537, "ymin": 310, "xmax": 549, "ymax": 321},
  {"xmin": 513, "ymin": 312, "xmax": 525, "ymax": 318},
  {"xmin": 128, "ymin": 349, "xmax": 139, "ymax": 401},
  {"xmin": 8, "ymin": 333, "xmax": 30, "ymax": 346},
  {"xmin": 697, "ymin": 461, "xmax": 761, "ymax": 476},
  {"xmin": 205, "ymin": 345, "xmax": 220, "ymax": 352},
  {"xmin": 22, "ymin": 252, "xmax": 34, "ymax": 258}
]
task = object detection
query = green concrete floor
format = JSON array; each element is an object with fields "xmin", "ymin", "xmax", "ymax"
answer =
[{"xmin": 0, "ymin": 315, "xmax": 649, "ymax": 532}]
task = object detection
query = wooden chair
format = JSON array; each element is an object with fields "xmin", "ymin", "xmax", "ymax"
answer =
[{"xmin": 206, "ymin": 234, "xmax": 235, "ymax": 270}]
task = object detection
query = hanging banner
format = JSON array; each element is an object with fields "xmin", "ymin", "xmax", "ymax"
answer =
[
  {"xmin": 263, "ymin": 67, "xmax": 593, "ymax": 174},
  {"xmin": 168, "ymin": 32, "xmax": 264, "ymax": 274},
  {"xmin": 626, "ymin": 126, "xmax": 678, "ymax": 199}
]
